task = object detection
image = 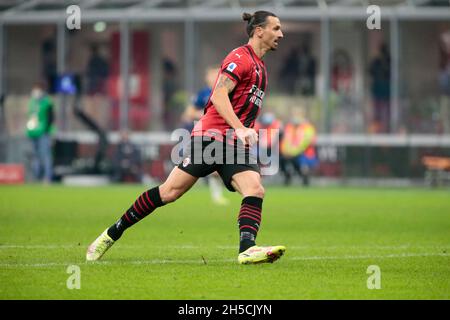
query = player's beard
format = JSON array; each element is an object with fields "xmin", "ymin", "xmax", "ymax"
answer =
[{"xmin": 270, "ymin": 39, "xmax": 279, "ymax": 51}]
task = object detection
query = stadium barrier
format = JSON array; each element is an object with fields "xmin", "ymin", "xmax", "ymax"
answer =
[{"xmin": 2, "ymin": 132, "xmax": 450, "ymax": 186}]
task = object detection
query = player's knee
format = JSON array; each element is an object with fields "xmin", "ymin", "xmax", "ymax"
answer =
[
  {"xmin": 246, "ymin": 184, "xmax": 265, "ymax": 199},
  {"xmin": 159, "ymin": 185, "xmax": 183, "ymax": 203},
  {"xmin": 256, "ymin": 185, "xmax": 265, "ymax": 198}
]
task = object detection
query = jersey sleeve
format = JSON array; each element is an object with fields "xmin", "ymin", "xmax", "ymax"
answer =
[{"xmin": 220, "ymin": 50, "xmax": 251, "ymax": 84}]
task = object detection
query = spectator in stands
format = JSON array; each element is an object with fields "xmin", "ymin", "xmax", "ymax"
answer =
[
  {"xmin": 369, "ymin": 43, "xmax": 391, "ymax": 133},
  {"xmin": 25, "ymin": 82, "xmax": 55, "ymax": 184},
  {"xmin": 439, "ymin": 33, "xmax": 450, "ymax": 133},
  {"xmin": 86, "ymin": 45, "xmax": 110, "ymax": 95},
  {"xmin": 332, "ymin": 49, "xmax": 353, "ymax": 95},
  {"xmin": 112, "ymin": 130, "xmax": 142, "ymax": 183},
  {"xmin": 298, "ymin": 44, "xmax": 316, "ymax": 96},
  {"xmin": 279, "ymin": 47, "xmax": 300, "ymax": 95},
  {"xmin": 41, "ymin": 36, "xmax": 57, "ymax": 94},
  {"xmin": 330, "ymin": 49, "xmax": 354, "ymax": 133},
  {"xmin": 162, "ymin": 57, "xmax": 179, "ymax": 130}
]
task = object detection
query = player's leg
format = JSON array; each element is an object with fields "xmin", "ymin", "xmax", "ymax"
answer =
[
  {"xmin": 86, "ymin": 167, "xmax": 198, "ymax": 261},
  {"xmin": 110, "ymin": 166, "xmax": 198, "ymax": 239},
  {"xmin": 30, "ymin": 138, "xmax": 41, "ymax": 181},
  {"xmin": 301, "ymin": 166, "xmax": 310, "ymax": 186},
  {"xmin": 230, "ymin": 170, "xmax": 285, "ymax": 264},
  {"xmin": 292, "ymin": 155, "xmax": 308, "ymax": 186},
  {"xmin": 279, "ymin": 155, "xmax": 292, "ymax": 185},
  {"xmin": 40, "ymin": 134, "xmax": 53, "ymax": 183},
  {"xmin": 159, "ymin": 166, "xmax": 199, "ymax": 202},
  {"xmin": 300, "ymin": 161, "xmax": 311, "ymax": 187},
  {"xmin": 230, "ymin": 170, "xmax": 265, "ymax": 252}
]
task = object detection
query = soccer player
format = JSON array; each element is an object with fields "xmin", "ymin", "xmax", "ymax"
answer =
[{"xmin": 87, "ymin": 11, "xmax": 285, "ymax": 264}]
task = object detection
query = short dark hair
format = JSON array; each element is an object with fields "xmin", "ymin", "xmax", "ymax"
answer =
[{"xmin": 242, "ymin": 11, "xmax": 277, "ymax": 38}]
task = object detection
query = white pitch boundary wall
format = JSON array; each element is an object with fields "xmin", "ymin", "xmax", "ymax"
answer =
[{"xmin": 56, "ymin": 132, "xmax": 450, "ymax": 147}]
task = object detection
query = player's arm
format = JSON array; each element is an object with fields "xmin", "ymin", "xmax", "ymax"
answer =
[
  {"xmin": 210, "ymin": 74, "xmax": 258, "ymax": 145},
  {"xmin": 210, "ymin": 74, "xmax": 244, "ymax": 130}
]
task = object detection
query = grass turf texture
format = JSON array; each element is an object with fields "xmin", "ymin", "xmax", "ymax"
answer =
[{"xmin": 0, "ymin": 184, "xmax": 449, "ymax": 299}]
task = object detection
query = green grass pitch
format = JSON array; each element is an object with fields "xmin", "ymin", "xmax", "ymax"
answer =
[{"xmin": 0, "ymin": 184, "xmax": 449, "ymax": 299}]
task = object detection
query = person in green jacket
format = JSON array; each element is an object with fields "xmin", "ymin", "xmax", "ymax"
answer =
[{"xmin": 26, "ymin": 82, "xmax": 55, "ymax": 183}]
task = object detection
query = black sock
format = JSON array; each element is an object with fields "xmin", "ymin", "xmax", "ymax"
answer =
[
  {"xmin": 238, "ymin": 196, "xmax": 263, "ymax": 253},
  {"xmin": 107, "ymin": 186, "xmax": 165, "ymax": 241}
]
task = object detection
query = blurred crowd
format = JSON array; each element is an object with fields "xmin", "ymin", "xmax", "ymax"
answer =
[
  {"xmin": 11, "ymin": 27, "xmax": 450, "ymax": 184},
  {"xmin": 13, "ymin": 26, "xmax": 447, "ymax": 137}
]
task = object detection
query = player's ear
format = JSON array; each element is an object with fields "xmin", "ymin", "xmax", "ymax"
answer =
[{"xmin": 254, "ymin": 25, "xmax": 264, "ymax": 38}]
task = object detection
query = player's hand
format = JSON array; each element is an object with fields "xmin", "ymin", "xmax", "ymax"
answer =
[{"xmin": 235, "ymin": 128, "xmax": 258, "ymax": 147}]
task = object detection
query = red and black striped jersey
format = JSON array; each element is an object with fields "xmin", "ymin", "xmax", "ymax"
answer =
[{"xmin": 192, "ymin": 44, "xmax": 268, "ymax": 142}]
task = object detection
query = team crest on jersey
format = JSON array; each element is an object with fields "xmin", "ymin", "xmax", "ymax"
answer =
[
  {"xmin": 227, "ymin": 62, "xmax": 237, "ymax": 72},
  {"xmin": 182, "ymin": 157, "xmax": 191, "ymax": 167}
]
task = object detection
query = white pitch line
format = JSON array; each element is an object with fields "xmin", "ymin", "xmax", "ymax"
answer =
[
  {"xmin": 0, "ymin": 245, "xmax": 81, "ymax": 249},
  {"xmin": 0, "ymin": 253, "xmax": 448, "ymax": 268},
  {"xmin": 0, "ymin": 244, "xmax": 448, "ymax": 250},
  {"xmin": 289, "ymin": 252, "xmax": 450, "ymax": 261}
]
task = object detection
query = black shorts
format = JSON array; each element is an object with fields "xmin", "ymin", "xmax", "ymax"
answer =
[{"xmin": 177, "ymin": 136, "xmax": 260, "ymax": 192}]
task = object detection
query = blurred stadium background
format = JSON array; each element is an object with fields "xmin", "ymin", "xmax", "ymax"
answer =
[
  {"xmin": 1, "ymin": 0, "xmax": 450, "ymax": 187},
  {"xmin": 1, "ymin": 0, "xmax": 450, "ymax": 301}
]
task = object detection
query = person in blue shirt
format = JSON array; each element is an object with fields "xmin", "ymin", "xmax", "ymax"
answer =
[
  {"xmin": 181, "ymin": 66, "xmax": 229, "ymax": 205},
  {"xmin": 182, "ymin": 66, "xmax": 218, "ymax": 131}
]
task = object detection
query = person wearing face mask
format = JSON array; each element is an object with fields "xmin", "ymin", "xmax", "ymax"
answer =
[
  {"xmin": 26, "ymin": 82, "xmax": 55, "ymax": 184},
  {"xmin": 280, "ymin": 108, "xmax": 318, "ymax": 186}
]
